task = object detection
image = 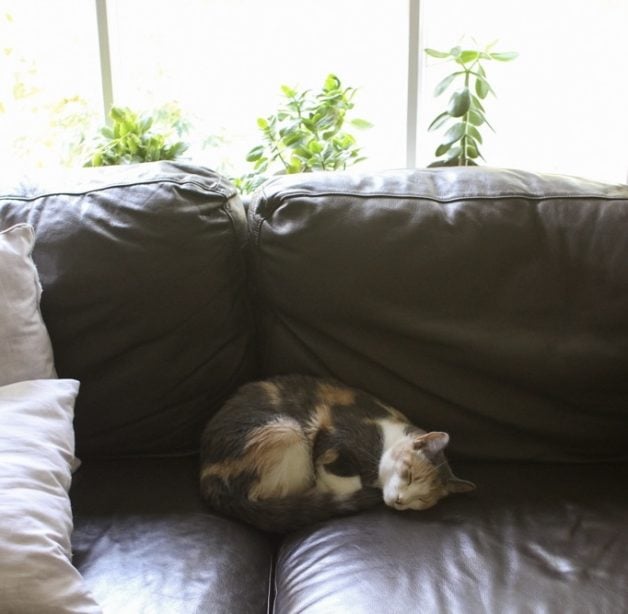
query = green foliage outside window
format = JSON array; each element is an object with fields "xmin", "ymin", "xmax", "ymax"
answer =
[{"xmin": 1, "ymin": 12, "xmax": 98, "ymax": 168}]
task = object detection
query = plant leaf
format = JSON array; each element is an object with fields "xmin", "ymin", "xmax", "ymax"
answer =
[
  {"xmin": 110, "ymin": 106, "xmax": 125, "ymax": 122},
  {"xmin": 246, "ymin": 145, "xmax": 265, "ymax": 162},
  {"xmin": 324, "ymin": 74, "xmax": 341, "ymax": 91},
  {"xmin": 295, "ymin": 147, "xmax": 313, "ymax": 159},
  {"xmin": 282, "ymin": 132, "xmax": 303, "ymax": 147},
  {"xmin": 471, "ymin": 95, "xmax": 485, "ymax": 113},
  {"xmin": 490, "ymin": 51, "xmax": 518, "ymax": 61},
  {"xmin": 442, "ymin": 122, "xmax": 465, "ymax": 145},
  {"xmin": 475, "ymin": 77, "xmax": 490, "ymax": 99},
  {"xmin": 449, "ymin": 46, "xmax": 462, "ymax": 59},
  {"xmin": 458, "ymin": 50, "xmax": 479, "ymax": 64},
  {"xmin": 468, "ymin": 110, "xmax": 485, "ymax": 126},
  {"xmin": 447, "ymin": 88, "xmax": 471, "ymax": 117},
  {"xmin": 425, "ymin": 48, "xmax": 450, "ymax": 59},
  {"xmin": 253, "ymin": 157, "xmax": 268, "ymax": 171},
  {"xmin": 350, "ymin": 118, "xmax": 373, "ymax": 129},
  {"xmin": 467, "ymin": 125, "xmax": 483, "ymax": 144},
  {"xmin": 428, "ymin": 111, "xmax": 451, "ymax": 132},
  {"xmin": 434, "ymin": 72, "xmax": 459, "ymax": 97},
  {"xmin": 483, "ymin": 116, "xmax": 495, "ymax": 132},
  {"xmin": 435, "ymin": 142, "xmax": 452, "ymax": 156},
  {"xmin": 443, "ymin": 145, "xmax": 462, "ymax": 163},
  {"xmin": 465, "ymin": 142, "xmax": 480, "ymax": 159}
]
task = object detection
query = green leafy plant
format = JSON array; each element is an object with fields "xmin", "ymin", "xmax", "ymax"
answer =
[
  {"xmin": 425, "ymin": 42, "xmax": 517, "ymax": 166},
  {"xmin": 85, "ymin": 105, "xmax": 188, "ymax": 167},
  {"xmin": 235, "ymin": 74, "xmax": 371, "ymax": 193}
]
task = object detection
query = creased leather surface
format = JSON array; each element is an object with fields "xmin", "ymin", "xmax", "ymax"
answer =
[
  {"xmin": 273, "ymin": 462, "xmax": 628, "ymax": 614},
  {"xmin": 71, "ymin": 456, "xmax": 275, "ymax": 614},
  {"xmin": 0, "ymin": 162, "xmax": 256, "ymax": 458},
  {"xmin": 249, "ymin": 167, "xmax": 628, "ymax": 461}
]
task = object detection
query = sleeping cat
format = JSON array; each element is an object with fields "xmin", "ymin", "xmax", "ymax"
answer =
[{"xmin": 200, "ymin": 375, "xmax": 475, "ymax": 532}]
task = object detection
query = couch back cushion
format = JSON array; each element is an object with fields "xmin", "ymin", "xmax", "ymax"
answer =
[
  {"xmin": 0, "ymin": 162, "xmax": 255, "ymax": 458},
  {"xmin": 248, "ymin": 168, "xmax": 628, "ymax": 462}
]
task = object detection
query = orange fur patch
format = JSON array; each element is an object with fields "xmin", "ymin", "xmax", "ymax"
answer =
[
  {"xmin": 314, "ymin": 402, "xmax": 334, "ymax": 431},
  {"xmin": 317, "ymin": 382, "xmax": 356, "ymax": 406},
  {"xmin": 200, "ymin": 417, "xmax": 311, "ymax": 500},
  {"xmin": 305, "ymin": 402, "xmax": 335, "ymax": 439},
  {"xmin": 259, "ymin": 381, "xmax": 281, "ymax": 406},
  {"xmin": 318, "ymin": 448, "xmax": 340, "ymax": 465}
]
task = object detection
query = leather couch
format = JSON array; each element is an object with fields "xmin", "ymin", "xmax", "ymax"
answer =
[{"xmin": 2, "ymin": 162, "xmax": 627, "ymax": 613}]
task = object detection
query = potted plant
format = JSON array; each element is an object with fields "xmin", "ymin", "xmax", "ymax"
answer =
[
  {"xmin": 425, "ymin": 41, "xmax": 517, "ymax": 167},
  {"xmin": 85, "ymin": 104, "xmax": 188, "ymax": 167},
  {"xmin": 235, "ymin": 74, "xmax": 372, "ymax": 193}
]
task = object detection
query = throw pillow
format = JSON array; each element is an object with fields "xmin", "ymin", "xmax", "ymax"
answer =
[
  {"xmin": 0, "ymin": 379, "xmax": 101, "ymax": 613},
  {"xmin": 0, "ymin": 223, "xmax": 56, "ymax": 386}
]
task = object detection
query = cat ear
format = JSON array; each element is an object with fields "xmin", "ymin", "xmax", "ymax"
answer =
[
  {"xmin": 447, "ymin": 477, "xmax": 476, "ymax": 494},
  {"xmin": 413, "ymin": 431, "xmax": 449, "ymax": 455}
]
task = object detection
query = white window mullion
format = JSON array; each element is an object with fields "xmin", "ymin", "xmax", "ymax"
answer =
[
  {"xmin": 406, "ymin": 0, "xmax": 423, "ymax": 168},
  {"xmin": 95, "ymin": 0, "xmax": 114, "ymax": 122}
]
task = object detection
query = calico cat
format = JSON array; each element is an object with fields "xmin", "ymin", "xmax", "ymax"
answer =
[{"xmin": 200, "ymin": 375, "xmax": 475, "ymax": 532}]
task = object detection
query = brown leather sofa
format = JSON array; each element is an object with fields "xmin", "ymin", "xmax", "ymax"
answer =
[{"xmin": 2, "ymin": 162, "xmax": 627, "ymax": 613}]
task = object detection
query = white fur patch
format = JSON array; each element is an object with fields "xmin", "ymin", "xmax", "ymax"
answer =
[
  {"xmin": 316, "ymin": 466, "xmax": 362, "ymax": 495},
  {"xmin": 378, "ymin": 419, "xmax": 408, "ymax": 452},
  {"xmin": 250, "ymin": 433, "xmax": 312, "ymax": 499},
  {"xmin": 377, "ymin": 419, "xmax": 413, "ymax": 494}
]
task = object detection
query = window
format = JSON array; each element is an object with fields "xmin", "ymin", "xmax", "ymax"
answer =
[{"xmin": 1, "ymin": 0, "xmax": 627, "ymax": 184}]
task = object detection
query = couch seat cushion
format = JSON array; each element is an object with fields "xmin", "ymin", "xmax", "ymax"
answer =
[
  {"xmin": 272, "ymin": 462, "xmax": 628, "ymax": 614},
  {"xmin": 71, "ymin": 456, "xmax": 275, "ymax": 614}
]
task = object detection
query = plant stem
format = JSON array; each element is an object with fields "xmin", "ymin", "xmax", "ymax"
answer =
[
  {"xmin": 265, "ymin": 124, "xmax": 289, "ymax": 171},
  {"xmin": 462, "ymin": 69, "xmax": 470, "ymax": 165}
]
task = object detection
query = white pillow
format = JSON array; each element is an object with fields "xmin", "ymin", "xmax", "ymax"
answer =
[
  {"xmin": 0, "ymin": 223, "xmax": 56, "ymax": 387},
  {"xmin": 0, "ymin": 379, "xmax": 101, "ymax": 613}
]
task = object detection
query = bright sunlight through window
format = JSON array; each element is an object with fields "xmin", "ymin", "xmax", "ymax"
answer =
[{"xmin": 1, "ymin": 0, "xmax": 626, "ymax": 184}]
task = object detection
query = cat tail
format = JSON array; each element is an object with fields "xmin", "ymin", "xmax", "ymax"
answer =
[{"xmin": 201, "ymin": 477, "xmax": 382, "ymax": 533}]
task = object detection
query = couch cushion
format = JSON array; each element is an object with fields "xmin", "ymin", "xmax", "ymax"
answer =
[
  {"xmin": 272, "ymin": 462, "xmax": 628, "ymax": 614},
  {"xmin": 0, "ymin": 223, "xmax": 56, "ymax": 386},
  {"xmin": 248, "ymin": 168, "xmax": 628, "ymax": 462},
  {"xmin": 71, "ymin": 456, "xmax": 274, "ymax": 614},
  {"xmin": 0, "ymin": 162, "xmax": 256, "ymax": 457}
]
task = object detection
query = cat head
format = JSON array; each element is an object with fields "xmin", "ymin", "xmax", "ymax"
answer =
[{"xmin": 381, "ymin": 431, "xmax": 475, "ymax": 511}]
